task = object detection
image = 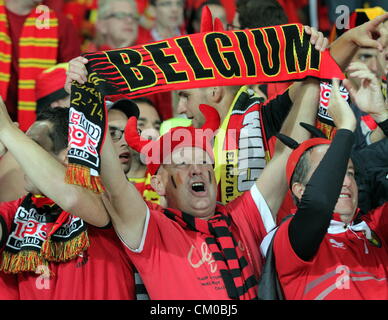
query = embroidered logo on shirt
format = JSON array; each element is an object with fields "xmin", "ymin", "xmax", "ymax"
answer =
[
  {"xmin": 329, "ymin": 239, "xmax": 346, "ymax": 250},
  {"xmin": 187, "ymin": 242, "xmax": 217, "ymax": 273}
]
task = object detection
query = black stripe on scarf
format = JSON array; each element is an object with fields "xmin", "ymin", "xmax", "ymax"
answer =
[{"xmin": 163, "ymin": 208, "xmax": 257, "ymax": 300}]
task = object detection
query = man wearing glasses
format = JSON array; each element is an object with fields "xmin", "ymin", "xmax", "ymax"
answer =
[
  {"xmin": 107, "ymin": 99, "xmax": 139, "ymax": 175},
  {"xmin": 94, "ymin": 0, "xmax": 140, "ymax": 51}
]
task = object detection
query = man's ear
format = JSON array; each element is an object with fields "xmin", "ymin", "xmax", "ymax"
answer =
[
  {"xmin": 151, "ymin": 174, "xmax": 166, "ymax": 196},
  {"xmin": 207, "ymin": 87, "xmax": 223, "ymax": 104},
  {"xmin": 291, "ymin": 182, "xmax": 305, "ymax": 202}
]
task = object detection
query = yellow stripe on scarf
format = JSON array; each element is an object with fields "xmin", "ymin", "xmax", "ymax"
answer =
[
  {"xmin": 19, "ymin": 58, "xmax": 57, "ymax": 68},
  {"xmin": 0, "ymin": 71, "xmax": 10, "ymax": 81},
  {"xmin": 0, "ymin": 51, "xmax": 10, "ymax": 62},
  {"xmin": 19, "ymin": 37, "xmax": 59, "ymax": 47},
  {"xmin": 24, "ymin": 17, "xmax": 58, "ymax": 27},
  {"xmin": 0, "ymin": 31, "xmax": 11, "ymax": 45},
  {"xmin": 18, "ymin": 101, "xmax": 36, "ymax": 111},
  {"xmin": 18, "ymin": 79, "xmax": 35, "ymax": 89}
]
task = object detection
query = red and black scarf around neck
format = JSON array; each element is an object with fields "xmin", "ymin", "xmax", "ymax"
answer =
[
  {"xmin": 65, "ymin": 23, "xmax": 344, "ymax": 192},
  {"xmin": 0, "ymin": 194, "xmax": 89, "ymax": 274},
  {"xmin": 163, "ymin": 207, "xmax": 257, "ymax": 300}
]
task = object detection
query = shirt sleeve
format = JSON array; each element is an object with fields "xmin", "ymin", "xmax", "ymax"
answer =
[
  {"xmin": 261, "ymin": 89, "xmax": 293, "ymax": 136},
  {"xmin": 227, "ymin": 184, "xmax": 276, "ymax": 242}
]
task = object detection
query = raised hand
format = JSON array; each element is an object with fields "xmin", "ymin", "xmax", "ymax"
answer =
[
  {"xmin": 327, "ymin": 78, "xmax": 356, "ymax": 132},
  {"xmin": 344, "ymin": 62, "xmax": 388, "ymax": 123},
  {"xmin": 64, "ymin": 56, "xmax": 89, "ymax": 94},
  {"xmin": 349, "ymin": 12, "xmax": 388, "ymax": 51},
  {"xmin": 304, "ymin": 25, "xmax": 329, "ymax": 52}
]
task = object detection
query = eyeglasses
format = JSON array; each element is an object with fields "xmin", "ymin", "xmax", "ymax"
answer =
[
  {"xmin": 103, "ymin": 12, "xmax": 140, "ymax": 22},
  {"xmin": 109, "ymin": 127, "xmax": 125, "ymax": 142},
  {"xmin": 156, "ymin": 0, "xmax": 184, "ymax": 8}
]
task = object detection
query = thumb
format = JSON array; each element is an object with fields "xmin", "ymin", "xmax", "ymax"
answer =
[
  {"xmin": 342, "ymin": 79, "xmax": 356, "ymax": 102},
  {"xmin": 331, "ymin": 78, "xmax": 341, "ymax": 96}
]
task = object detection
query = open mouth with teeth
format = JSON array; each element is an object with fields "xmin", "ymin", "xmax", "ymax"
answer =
[
  {"xmin": 339, "ymin": 193, "xmax": 351, "ymax": 199},
  {"xmin": 191, "ymin": 182, "xmax": 205, "ymax": 193},
  {"xmin": 119, "ymin": 152, "xmax": 130, "ymax": 163}
]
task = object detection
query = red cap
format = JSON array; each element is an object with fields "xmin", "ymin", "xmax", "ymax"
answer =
[
  {"xmin": 286, "ymin": 137, "xmax": 331, "ymax": 187},
  {"xmin": 36, "ymin": 63, "xmax": 68, "ymax": 107},
  {"xmin": 125, "ymin": 104, "xmax": 220, "ymax": 175}
]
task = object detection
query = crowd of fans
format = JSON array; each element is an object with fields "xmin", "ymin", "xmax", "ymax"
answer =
[{"xmin": 0, "ymin": 0, "xmax": 387, "ymax": 300}]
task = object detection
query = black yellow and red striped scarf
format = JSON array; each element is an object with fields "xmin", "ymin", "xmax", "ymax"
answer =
[
  {"xmin": 0, "ymin": 0, "xmax": 58, "ymax": 131},
  {"xmin": 66, "ymin": 23, "xmax": 344, "ymax": 192},
  {"xmin": 163, "ymin": 207, "xmax": 258, "ymax": 300},
  {"xmin": 0, "ymin": 194, "xmax": 89, "ymax": 274}
]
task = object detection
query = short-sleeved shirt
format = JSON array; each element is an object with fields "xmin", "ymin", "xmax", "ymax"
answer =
[
  {"xmin": 0, "ymin": 198, "xmax": 135, "ymax": 300},
  {"xmin": 121, "ymin": 184, "xmax": 275, "ymax": 300},
  {"xmin": 273, "ymin": 203, "xmax": 388, "ymax": 300}
]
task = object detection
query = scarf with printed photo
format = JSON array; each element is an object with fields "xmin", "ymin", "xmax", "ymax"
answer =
[{"xmin": 0, "ymin": 194, "xmax": 89, "ymax": 274}]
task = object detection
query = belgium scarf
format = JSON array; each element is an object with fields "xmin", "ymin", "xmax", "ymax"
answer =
[
  {"xmin": 0, "ymin": 194, "xmax": 89, "ymax": 274},
  {"xmin": 163, "ymin": 207, "xmax": 258, "ymax": 300},
  {"xmin": 0, "ymin": 0, "xmax": 59, "ymax": 131},
  {"xmin": 66, "ymin": 23, "xmax": 344, "ymax": 192}
]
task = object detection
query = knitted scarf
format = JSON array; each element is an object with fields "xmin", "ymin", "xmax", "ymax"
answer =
[
  {"xmin": 163, "ymin": 207, "xmax": 258, "ymax": 300},
  {"xmin": 66, "ymin": 23, "xmax": 344, "ymax": 192},
  {"xmin": 0, "ymin": 194, "xmax": 89, "ymax": 274},
  {"xmin": 0, "ymin": 0, "xmax": 58, "ymax": 131}
]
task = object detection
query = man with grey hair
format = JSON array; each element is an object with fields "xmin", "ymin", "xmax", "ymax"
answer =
[{"xmin": 93, "ymin": 0, "xmax": 139, "ymax": 50}]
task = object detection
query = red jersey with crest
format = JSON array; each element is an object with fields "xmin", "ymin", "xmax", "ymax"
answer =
[
  {"xmin": 273, "ymin": 203, "xmax": 388, "ymax": 300},
  {"xmin": 0, "ymin": 197, "xmax": 135, "ymax": 300},
  {"xmin": 121, "ymin": 184, "xmax": 275, "ymax": 299}
]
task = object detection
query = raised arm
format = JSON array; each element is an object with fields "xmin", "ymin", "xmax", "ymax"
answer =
[
  {"xmin": 66, "ymin": 56, "xmax": 148, "ymax": 249},
  {"xmin": 329, "ymin": 13, "xmax": 388, "ymax": 71},
  {"xmin": 256, "ymin": 78, "xmax": 320, "ymax": 219},
  {"xmin": 100, "ymin": 131, "xmax": 148, "ymax": 249},
  {"xmin": 0, "ymin": 97, "xmax": 109, "ymax": 227},
  {"xmin": 344, "ymin": 61, "xmax": 388, "ymax": 143},
  {"xmin": 0, "ymin": 139, "xmax": 7, "ymax": 243},
  {"xmin": 288, "ymin": 79, "xmax": 357, "ymax": 261}
]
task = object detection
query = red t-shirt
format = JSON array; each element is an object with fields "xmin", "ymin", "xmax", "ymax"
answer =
[
  {"xmin": 273, "ymin": 203, "xmax": 388, "ymax": 300},
  {"xmin": 121, "ymin": 184, "xmax": 275, "ymax": 299},
  {"xmin": 4, "ymin": 7, "xmax": 81, "ymax": 121},
  {"xmin": 0, "ymin": 198, "xmax": 135, "ymax": 300}
]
